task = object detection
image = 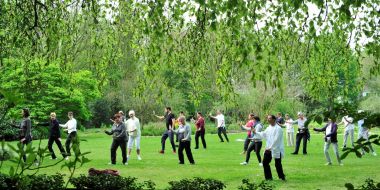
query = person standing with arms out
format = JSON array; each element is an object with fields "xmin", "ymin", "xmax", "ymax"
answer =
[
  {"xmin": 357, "ymin": 115, "xmax": 377, "ymax": 156},
  {"xmin": 276, "ymin": 112, "xmax": 285, "ymax": 126},
  {"xmin": 105, "ymin": 113, "xmax": 128, "ymax": 165},
  {"xmin": 194, "ymin": 112, "xmax": 206, "ymax": 149},
  {"xmin": 239, "ymin": 113, "xmax": 255, "ymax": 154},
  {"xmin": 337, "ymin": 115, "xmax": 354, "ymax": 149},
  {"xmin": 252, "ymin": 115, "xmax": 285, "ymax": 181},
  {"xmin": 19, "ymin": 108, "xmax": 33, "ymax": 162},
  {"xmin": 240, "ymin": 116, "xmax": 263, "ymax": 166},
  {"xmin": 155, "ymin": 107, "xmax": 176, "ymax": 154},
  {"xmin": 59, "ymin": 112, "xmax": 77, "ymax": 159},
  {"xmin": 289, "ymin": 112, "xmax": 308, "ymax": 155},
  {"xmin": 313, "ymin": 117, "xmax": 343, "ymax": 166},
  {"xmin": 41, "ymin": 112, "xmax": 66, "ymax": 160},
  {"xmin": 126, "ymin": 110, "xmax": 142, "ymax": 160},
  {"xmin": 210, "ymin": 110, "xmax": 229, "ymax": 142},
  {"xmin": 175, "ymin": 116, "xmax": 195, "ymax": 164},
  {"xmin": 284, "ymin": 114, "xmax": 294, "ymax": 146}
]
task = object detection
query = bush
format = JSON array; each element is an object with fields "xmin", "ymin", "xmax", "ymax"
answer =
[
  {"xmin": 0, "ymin": 148, "xmax": 13, "ymax": 161},
  {"xmin": 345, "ymin": 178, "xmax": 380, "ymax": 190},
  {"xmin": 167, "ymin": 177, "xmax": 226, "ymax": 190},
  {"xmin": 238, "ymin": 179, "xmax": 274, "ymax": 190},
  {"xmin": 70, "ymin": 174, "xmax": 155, "ymax": 190},
  {"xmin": 0, "ymin": 173, "xmax": 65, "ymax": 190}
]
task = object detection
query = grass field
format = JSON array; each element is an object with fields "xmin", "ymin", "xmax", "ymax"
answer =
[{"xmin": 1, "ymin": 128, "xmax": 380, "ymax": 190}]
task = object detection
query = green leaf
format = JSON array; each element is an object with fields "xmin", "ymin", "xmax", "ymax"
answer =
[
  {"xmin": 354, "ymin": 150, "xmax": 362, "ymax": 158},
  {"xmin": 344, "ymin": 183, "xmax": 354, "ymax": 190},
  {"xmin": 340, "ymin": 151, "xmax": 350, "ymax": 160},
  {"xmin": 368, "ymin": 134, "xmax": 379, "ymax": 140}
]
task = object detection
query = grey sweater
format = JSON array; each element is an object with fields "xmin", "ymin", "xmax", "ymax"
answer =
[
  {"xmin": 110, "ymin": 122, "xmax": 127, "ymax": 140},
  {"xmin": 175, "ymin": 124, "xmax": 191, "ymax": 141},
  {"xmin": 20, "ymin": 117, "xmax": 32, "ymax": 141}
]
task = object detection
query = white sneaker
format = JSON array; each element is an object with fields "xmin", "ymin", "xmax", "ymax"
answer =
[
  {"xmin": 108, "ymin": 162, "xmax": 115, "ymax": 165},
  {"xmin": 325, "ymin": 162, "xmax": 332, "ymax": 166},
  {"xmin": 259, "ymin": 163, "xmax": 263, "ymax": 166},
  {"xmin": 373, "ymin": 152, "xmax": 377, "ymax": 156},
  {"xmin": 65, "ymin": 156, "xmax": 69, "ymax": 160},
  {"xmin": 124, "ymin": 162, "xmax": 128, "ymax": 165},
  {"xmin": 137, "ymin": 156, "xmax": 142, "ymax": 160},
  {"xmin": 240, "ymin": 162, "xmax": 248, "ymax": 165}
]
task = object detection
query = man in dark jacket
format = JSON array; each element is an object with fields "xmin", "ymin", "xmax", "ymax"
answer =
[
  {"xmin": 313, "ymin": 117, "xmax": 343, "ymax": 166},
  {"xmin": 105, "ymin": 113, "xmax": 128, "ymax": 165},
  {"xmin": 47, "ymin": 112, "xmax": 66, "ymax": 159}
]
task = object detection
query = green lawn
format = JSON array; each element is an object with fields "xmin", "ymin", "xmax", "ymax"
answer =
[{"xmin": 1, "ymin": 128, "xmax": 379, "ymax": 190}]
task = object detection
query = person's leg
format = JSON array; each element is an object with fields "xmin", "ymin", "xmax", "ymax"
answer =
[
  {"xmin": 169, "ymin": 131, "xmax": 176, "ymax": 152},
  {"xmin": 201, "ymin": 132, "xmax": 206, "ymax": 149},
  {"xmin": 184, "ymin": 141, "xmax": 195, "ymax": 164},
  {"xmin": 217, "ymin": 128, "xmax": 224, "ymax": 142},
  {"xmin": 349, "ymin": 129, "xmax": 355, "ymax": 147},
  {"xmin": 293, "ymin": 133, "xmax": 301, "ymax": 154},
  {"xmin": 195, "ymin": 131, "xmax": 200, "ymax": 149},
  {"xmin": 243, "ymin": 136, "xmax": 250, "ymax": 152},
  {"xmin": 302, "ymin": 133, "xmax": 307, "ymax": 154},
  {"xmin": 65, "ymin": 133, "xmax": 73, "ymax": 156},
  {"xmin": 324, "ymin": 142, "xmax": 332, "ymax": 164},
  {"xmin": 54, "ymin": 138, "xmax": 66, "ymax": 157},
  {"xmin": 161, "ymin": 132, "xmax": 168, "ymax": 151},
  {"xmin": 274, "ymin": 156, "xmax": 285, "ymax": 180},
  {"xmin": 290, "ymin": 132, "xmax": 294, "ymax": 146},
  {"xmin": 262, "ymin": 150, "xmax": 273, "ymax": 180},
  {"xmin": 287, "ymin": 132, "xmax": 291, "ymax": 146},
  {"xmin": 48, "ymin": 137, "xmax": 56, "ymax": 159},
  {"xmin": 110, "ymin": 139, "xmax": 118, "ymax": 164},
  {"xmin": 21, "ymin": 142, "xmax": 27, "ymax": 162},
  {"xmin": 178, "ymin": 141, "xmax": 185, "ymax": 164},
  {"xmin": 120, "ymin": 139, "xmax": 127, "ymax": 164},
  {"xmin": 331, "ymin": 142, "xmax": 341, "ymax": 164},
  {"xmin": 245, "ymin": 142, "xmax": 255, "ymax": 163},
  {"xmin": 222, "ymin": 128, "xmax": 229, "ymax": 142},
  {"xmin": 135, "ymin": 136, "xmax": 141, "ymax": 157},
  {"xmin": 343, "ymin": 130, "xmax": 349, "ymax": 148},
  {"xmin": 255, "ymin": 141, "xmax": 263, "ymax": 164}
]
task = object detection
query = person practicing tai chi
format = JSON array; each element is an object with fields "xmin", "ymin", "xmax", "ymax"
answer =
[
  {"xmin": 210, "ymin": 110, "xmax": 229, "ymax": 142},
  {"xmin": 252, "ymin": 115, "xmax": 285, "ymax": 181},
  {"xmin": 126, "ymin": 110, "xmax": 142, "ymax": 160},
  {"xmin": 40, "ymin": 112, "xmax": 66, "ymax": 160},
  {"xmin": 105, "ymin": 113, "xmax": 128, "ymax": 165},
  {"xmin": 289, "ymin": 112, "xmax": 308, "ymax": 155},
  {"xmin": 194, "ymin": 112, "xmax": 206, "ymax": 149},
  {"xmin": 357, "ymin": 115, "xmax": 377, "ymax": 156},
  {"xmin": 284, "ymin": 114, "xmax": 294, "ymax": 146},
  {"xmin": 313, "ymin": 117, "xmax": 343, "ymax": 166},
  {"xmin": 337, "ymin": 115, "xmax": 354, "ymax": 149},
  {"xmin": 19, "ymin": 108, "xmax": 33, "ymax": 162},
  {"xmin": 155, "ymin": 107, "xmax": 176, "ymax": 154},
  {"xmin": 59, "ymin": 111, "xmax": 77, "ymax": 159},
  {"xmin": 239, "ymin": 113, "xmax": 255, "ymax": 155},
  {"xmin": 240, "ymin": 115, "xmax": 263, "ymax": 166},
  {"xmin": 174, "ymin": 116, "xmax": 195, "ymax": 164}
]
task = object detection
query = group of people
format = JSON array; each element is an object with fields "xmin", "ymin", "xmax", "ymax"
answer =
[{"xmin": 15, "ymin": 107, "xmax": 377, "ymax": 182}]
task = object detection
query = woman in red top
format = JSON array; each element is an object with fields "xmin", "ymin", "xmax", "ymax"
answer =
[
  {"xmin": 194, "ymin": 112, "xmax": 206, "ymax": 149},
  {"xmin": 240, "ymin": 113, "xmax": 255, "ymax": 154}
]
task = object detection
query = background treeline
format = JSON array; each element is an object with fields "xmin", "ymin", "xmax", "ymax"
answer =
[{"xmin": 1, "ymin": 0, "xmax": 379, "ymax": 139}]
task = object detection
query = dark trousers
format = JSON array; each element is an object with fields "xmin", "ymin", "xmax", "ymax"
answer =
[
  {"xmin": 263, "ymin": 150, "xmax": 285, "ymax": 180},
  {"xmin": 195, "ymin": 131, "xmax": 206, "ymax": 149},
  {"xmin": 178, "ymin": 141, "xmax": 194, "ymax": 164},
  {"xmin": 246, "ymin": 141, "xmax": 262, "ymax": 163},
  {"xmin": 65, "ymin": 131, "xmax": 77, "ymax": 156},
  {"xmin": 243, "ymin": 136, "xmax": 251, "ymax": 151},
  {"xmin": 110, "ymin": 138, "xmax": 127, "ymax": 164},
  {"xmin": 217, "ymin": 127, "xmax": 229, "ymax": 142},
  {"xmin": 294, "ymin": 133, "xmax": 307, "ymax": 154},
  {"xmin": 48, "ymin": 136, "xmax": 66, "ymax": 159},
  {"xmin": 21, "ymin": 139, "xmax": 32, "ymax": 162},
  {"xmin": 161, "ymin": 130, "xmax": 176, "ymax": 151}
]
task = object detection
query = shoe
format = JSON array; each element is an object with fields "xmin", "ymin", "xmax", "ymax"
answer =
[
  {"xmin": 173, "ymin": 150, "xmax": 176, "ymax": 154},
  {"xmin": 127, "ymin": 156, "xmax": 130, "ymax": 161},
  {"xmin": 190, "ymin": 162, "xmax": 195, "ymax": 165},
  {"xmin": 137, "ymin": 156, "xmax": 142, "ymax": 160},
  {"xmin": 325, "ymin": 162, "xmax": 332, "ymax": 166},
  {"xmin": 240, "ymin": 162, "xmax": 248, "ymax": 165},
  {"xmin": 259, "ymin": 163, "xmax": 263, "ymax": 166},
  {"xmin": 65, "ymin": 156, "xmax": 69, "ymax": 160},
  {"xmin": 159, "ymin": 150, "xmax": 164, "ymax": 154},
  {"xmin": 339, "ymin": 163, "xmax": 344, "ymax": 166},
  {"xmin": 179, "ymin": 162, "xmax": 184, "ymax": 164},
  {"xmin": 108, "ymin": 162, "xmax": 116, "ymax": 165},
  {"xmin": 194, "ymin": 147, "xmax": 199, "ymax": 149},
  {"xmin": 373, "ymin": 152, "xmax": 377, "ymax": 156},
  {"xmin": 124, "ymin": 163, "xmax": 128, "ymax": 165},
  {"xmin": 291, "ymin": 152, "xmax": 298, "ymax": 155},
  {"xmin": 220, "ymin": 141, "xmax": 224, "ymax": 142}
]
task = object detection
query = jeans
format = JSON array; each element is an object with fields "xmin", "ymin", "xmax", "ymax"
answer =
[
  {"xmin": 245, "ymin": 141, "xmax": 262, "ymax": 163},
  {"xmin": 217, "ymin": 127, "xmax": 229, "ymax": 142},
  {"xmin": 343, "ymin": 129, "xmax": 354, "ymax": 148},
  {"xmin": 161, "ymin": 130, "xmax": 176, "ymax": 151},
  {"xmin": 287, "ymin": 132, "xmax": 294, "ymax": 146},
  {"xmin": 324, "ymin": 141, "xmax": 341, "ymax": 164}
]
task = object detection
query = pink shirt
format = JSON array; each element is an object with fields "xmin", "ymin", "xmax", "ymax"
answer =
[{"xmin": 246, "ymin": 120, "xmax": 255, "ymax": 136}]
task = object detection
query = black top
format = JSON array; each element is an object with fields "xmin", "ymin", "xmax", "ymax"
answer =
[
  {"xmin": 39, "ymin": 119, "xmax": 61, "ymax": 138},
  {"xmin": 276, "ymin": 117, "xmax": 285, "ymax": 125},
  {"xmin": 20, "ymin": 118, "xmax": 32, "ymax": 141},
  {"xmin": 313, "ymin": 123, "xmax": 338, "ymax": 143},
  {"xmin": 165, "ymin": 112, "xmax": 176, "ymax": 130}
]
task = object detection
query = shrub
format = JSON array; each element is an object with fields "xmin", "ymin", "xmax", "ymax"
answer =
[
  {"xmin": 0, "ymin": 173, "xmax": 65, "ymax": 190},
  {"xmin": 70, "ymin": 174, "xmax": 155, "ymax": 190},
  {"xmin": 238, "ymin": 179, "xmax": 274, "ymax": 190},
  {"xmin": 0, "ymin": 148, "xmax": 13, "ymax": 161},
  {"xmin": 167, "ymin": 177, "xmax": 226, "ymax": 190},
  {"xmin": 345, "ymin": 178, "xmax": 380, "ymax": 190}
]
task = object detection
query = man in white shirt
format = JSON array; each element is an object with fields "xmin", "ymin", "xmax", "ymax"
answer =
[
  {"xmin": 59, "ymin": 112, "xmax": 77, "ymax": 159},
  {"xmin": 126, "ymin": 110, "xmax": 142, "ymax": 160},
  {"xmin": 210, "ymin": 110, "xmax": 229, "ymax": 142},
  {"xmin": 253, "ymin": 115, "xmax": 285, "ymax": 181},
  {"xmin": 337, "ymin": 115, "xmax": 354, "ymax": 148},
  {"xmin": 289, "ymin": 112, "xmax": 308, "ymax": 155}
]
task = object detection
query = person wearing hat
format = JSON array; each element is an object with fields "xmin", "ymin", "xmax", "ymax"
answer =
[
  {"xmin": 337, "ymin": 115, "xmax": 355, "ymax": 149},
  {"xmin": 126, "ymin": 110, "xmax": 142, "ymax": 160},
  {"xmin": 313, "ymin": 117, "xmax": 343, "ymax": 166},
  {"xmin": 105, "ymin": 113, "xmax": 128, "ymax": 165},
  {"xmin": 288, "ymin": 112, "xmax": 308, "ymax": 155}
]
